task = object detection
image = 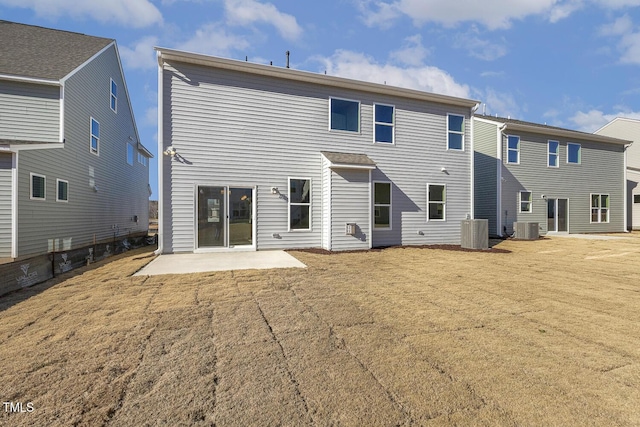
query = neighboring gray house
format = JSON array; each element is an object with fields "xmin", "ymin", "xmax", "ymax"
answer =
[
  {"xmin": 156, "ymin": 48, "xmax": 479, "ymax": 253},
  {"xmin": 0, "ymin": 21, "xmax": 152, "ymax": 262},
  {"xmin": 594, "ymin": 118, "xmax": 640, "ymax": 230},
  {"xmin": 474, "ymin": 116, "xmax": 630, "ymax": 237}
]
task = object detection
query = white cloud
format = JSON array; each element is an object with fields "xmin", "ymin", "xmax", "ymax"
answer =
[
  {"xmin": 454, "ymin": 27, "xmax": 508, "ymax": 61},
  {"xmin": 599, "ymin": 14, "xmax": 634, "ymax": 36},
  {"xmin": 598, "ymin": 14, "xmax": 640, "ymax": 65},
  {"xmin": 313, "ymin": 49, "xmax": 470, "ymax": 99},
  {"xmin": 0, "ymin": 0, "xmax": 163, "ymax": 28},
  {"xmin": 355, "ymin": 0, "xmax": 401, "ymax": 28},
  {"xmin": 144, "ymin": 106, "xmax": 158, "ymax": 127},
  {"xmin": 224, "ymin": 0, "xmax": 302, "ymax": 41},
  {"xmin": 119, "ymin": 36, "xmax": 159, "ymax": 70},
  {"xmin": 176, "ymin": 23, "xmax": 251, "ymax": 57},
  {"xmin": 569, "ymin": 109, "xmax": 640, "ymax": 132},
  {"xmin": 478, "ymin": 88, "xmax": 522, "ymax": 119},
  {"xmin": 389, "ymin": 35, "xmax": 430, "ymax": 66}
]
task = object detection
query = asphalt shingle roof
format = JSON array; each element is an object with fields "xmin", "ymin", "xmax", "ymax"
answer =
[{"xmin": 0, "ymin": 20, "xmax": 113, "ymax": 80}]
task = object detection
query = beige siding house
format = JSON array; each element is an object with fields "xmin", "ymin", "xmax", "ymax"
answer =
[{"xmin": 595, "ymin": 118, "xmax": 640, "ymax": 230}]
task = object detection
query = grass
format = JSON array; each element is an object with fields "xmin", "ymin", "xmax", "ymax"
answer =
[{"xmin": 1, "ymin": 235, "xmax": 640, "ymax": 426}]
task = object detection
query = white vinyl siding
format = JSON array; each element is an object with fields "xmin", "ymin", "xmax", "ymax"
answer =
[{"xmin": 0, "ymin": 80, "xmax": 60, "ymax": 142}]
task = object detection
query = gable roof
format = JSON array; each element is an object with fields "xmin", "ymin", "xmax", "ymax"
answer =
[
  {"xmin": 156, "ymin": 47, "xmax": 480, "ymax": 109},
  {"xmin": 0, "ymin": 20, "xmax": 112, "ymax": 81},
  {"xmin": 475, "ymin": 115, "xmax": 632, "ymax": 146}
]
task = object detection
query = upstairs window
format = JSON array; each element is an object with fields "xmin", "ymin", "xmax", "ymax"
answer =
[
  {"xmin": 31, "ymin": 173, "xmax": 45, "ymax": 200},
  {"xmin": 330, "ymin": 98, "xmax": 359, "ymax": 132},
  {"xmin": 507, "ymin": 135, "xmax": 520, "ymax": 164},
  {"xmin": 138, "ymin": 152, "xmax": 148, "ymax": 167},
  {"xmin": 447, "ymin": 114, "xmax": 464, "ymax": 150},
  {"xmin": 374, "ymin": 182, "xmax": 391, "ymax": 228},
  {"xmin": 548, "ymin": 140, "xmax": 559, "ymax": 168},
  {"xmin": 374, "ymin": 104, "xmax": 395, "ymax": 144},
  {"xmin": 127, "ymin": 143, "xmax": 134, "ymax": 165},
  {"xmin": 90, "ymin": 118, "xmax": 100, "ymax": 155},
  {"xmin": 427, "ymin": 184, "xmax": 446, "ymax": 221},
  {"xmin": 519, "ymin": 191, "xmax": 532, "ymax": 213},
  {"xmin": 289, "ymin": 178, "xmax": 311, "ymax": 231},
  {"xmin": 567, "ymin": 143, "xmax": 581, "ymax": 164},
  {"xmin": 110, "ymin": 79, "xmax": 117, "ymax": 112}
]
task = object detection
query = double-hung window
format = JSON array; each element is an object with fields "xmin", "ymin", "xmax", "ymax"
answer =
[
  {"xmin": 330, "ymin": 98, "xmax": 359, "ymax": 132},
  {"xmin": 57, "ymin": 179, "xmax": 69, "ymax": 202},
  {"xmin": 507, "ymin": 135, "xmax": 520, "ymax": 164},
  {"xmin": 519, "ymin": 191, "xmax": 532, "ymax": 213},
  {"xmin": 447, "ymin": 114, "xmax": 464, "ymax": 150},
  {"xmin": 31, "ymin": 173, "xmax": 45, "ymax": 200},
  {"xmin": 374, "ymin": 182, "xmax": 391, "ymax": 228},
  {"xmin": 374, "ymin": 104, "xmax": 394, "ymax": 144},
  {"xmin": 567, "ymin": 143, "xmax": 581, "ymax": 164},
  {"xmin": 289, "ymin": 178, "xmax": 311, "ymax": 230},
  {"xmin": 591, "ymin": 194, "xmax": 609, "ymax": 223},
  {"xmin": 90, "ymin": 118, "xmax": 100, "ymax": 155},
  {"xmin": 548, "ymin": 140, "xmax": 559, "ymax": 168},
  {"xmin": 110, "ymin": 78, "xmax": 117, "ymax": 113},
  {"xmin": 427, "ymin": 184, "xmax": 446, "ymax": 221}
]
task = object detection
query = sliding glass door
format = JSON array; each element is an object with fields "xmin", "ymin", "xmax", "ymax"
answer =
[{"xmin": 197, "ymin": 186, "xmax": 254, "ymax": 249}]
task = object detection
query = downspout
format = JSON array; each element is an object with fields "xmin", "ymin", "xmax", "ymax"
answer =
[
  {"xmin": 469, "ymin": 103, "xmax": 479, "ymax": 219},
  {"xmin": 624, "ymin": 143, "xmax": 631, "ymax": 232},
  {"xmin": 497, "ymin": 123, "xmax": 507, "ymax": 237},
  {"xmin": 11, "ymin": 152, "xmax": 18, "ymax": 259},
  {"xmin": 155, "ymin": 50, "xmax": 164, "ymax": 255}
]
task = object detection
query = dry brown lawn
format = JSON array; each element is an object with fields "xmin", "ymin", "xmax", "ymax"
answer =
[{"xmin": 1, "ymin": 235, "xmax": 640, "ymax": 426}]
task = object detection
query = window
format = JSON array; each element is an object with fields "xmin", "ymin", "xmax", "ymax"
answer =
[
  {"xmin": 507, "ymin": 135, "xmax": 520, "ymax": 164},
  {"xmin": 110, "ymin": 78, "xmax": 117, "ymax": 113},
  {"xmin": 374, "ymin": 104, "xmax": 394, "ymax": 144},
  {"xmin": 548, "ymin": 140, "xmax": 559, "ymax": 167},
  {"xmin": 567, "ymin": 143, "xmax": 581, "ymax": 164},
  {"xmin": 57, "ymin": 179, "xmax": 68, "ymax": 202},
  {"xmin": 127, "ymin": 143, "xmax": 134, "ymax": 165},
  {"xmin": 90, "ymin": 118, "xmax": 100, "ymax": 155},
  {"xmin": 519, "ymin": 191, "xmax": 532, "ymax": 213},
  {"xmin": 634, "ymin": 194, "xmax": 640, "ymax": 204},
  {"xmin": 330, "ymin": 98, "xmax": 359, "ymax": 132},
  {"xmin": 31, "ymin": 173, "xmax": 45, "ymax": 200},
  {"xmin": 374, "ymin": 182, "xmax": 391, "ymax": 228},
  {"xmin": 138, "ymin": 152, "xmax": 147, "ymax": 167},
  {"xmin": 447, "ymin": 114, "xmax": 464, "ymax": 150},
  {"xmin": 427, "ymin": 184, "xmax": 446, "ymax": 221},
  {"xmin": 289, "ymin": 178, "xmax": 311, "ymax": 230},
  {"xmin": 591, "ymin": 194, "xmax": 609, "ymax": 223}
]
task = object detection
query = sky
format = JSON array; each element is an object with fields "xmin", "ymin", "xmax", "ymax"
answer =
[{"xmin": 3, "ymin": 0, "xmax": 640, "ymax": 200}]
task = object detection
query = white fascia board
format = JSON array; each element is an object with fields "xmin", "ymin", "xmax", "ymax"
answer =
[
  {"xmin": 0, "ymin": 73, "xmax": 61, "ymax": 86},
  {"xmin": 156, "ymin": 47, "xmax": 480, "ymax": 108},
  {"xmin": 328, "ymin": 163, "xmax": 376, "ymax": 170},
  {"xmin": 0, "ymin": 142, "xmax": 65, "ymax": 152},
  {"xmin": 502, "ymin": 122, "xmax": 631, "ymax": 146}
]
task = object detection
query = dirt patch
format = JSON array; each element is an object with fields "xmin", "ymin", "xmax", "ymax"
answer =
[
  {"xmin": 291, "ymin": 240, "xmax": 511, "ymax": 255},
  {"xmin": 2, "ymin": 236, "xmax": 640, "ymax": 425}
]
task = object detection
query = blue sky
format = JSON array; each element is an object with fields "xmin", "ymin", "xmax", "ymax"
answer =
[{"xmin": 3, "ymin": 0, "xmax": 640, "ymax": 199}]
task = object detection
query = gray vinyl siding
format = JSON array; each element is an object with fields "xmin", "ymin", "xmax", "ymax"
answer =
[
  {"xmin": 473, "ymin": 119, "xmax": 499, "ymax": 235},
  {"xmin": 16, "ymin": 45, "xmax": 149, "ymax": 258},
  {"xmin": 162, "ymin": 61, "xmax": 472, "ymax": 252},
  {"xmin": 0, "ymin": 80, "xmax": 60, "ymax": 142},
  {"xmin": 329, "ymin": 168, "xmax": 370, "ymax": 251},
  {"xmin": 500, "ymin": 131, "xmax": 625, "ymax": 235},
  {"xmin": 0, "ymin": 153, "xmax": 12, "ymax": 257}
]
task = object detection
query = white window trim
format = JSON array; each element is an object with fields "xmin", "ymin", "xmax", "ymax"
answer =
[
  {"xmin": 590, "ymin": 193, "xmax": 610, "ymax": 224},
  {"xmin": 90, "ymin": 117, "xmax": 99, "ymax": 155},
  {"xmin": 567, "ymin": 142, "xmax": 581, "ymax": 164},
  {"xmin": 288, "ymin": 177, "xmax": 312, "ymax": 232},
  {"xmin": 548, "ymin": 140, "xmax": 559, "ymax": 168},
  {"xmin": 519, "ymin": 190, "xmax": 532, "ymax": 213},
  {"xmin": 110, "ymin": 78, "xmax": 117, "ymax": 113},
  {"xmin": 373, "ymin": 181, "xmax": 392, "ymax": 230},
  {"xmin": 427, "ymin": 183, "xmax": 447, "ymax": 222},
  {"xmin": 446, "ymin": 113, "xmax": 465, "ymax": 151},
  {"xmin": 373, "ymin": 103, "xmax": 395, "ymax": 145},
  {"xmin": 328, "ymin": 97, "xmax": 361, "ymax": 134},
  {"xmin": 56, "ymin": 179, "xmax": 69, "ymax": 203},
  {"xmin": 30, "ymin": 173, "xmax": 46, "ymax": 201},
  {"xmin": 127, "ymin": 143, "xmax": 134, "ymax": 166},
  {"xmin": 506, "ymin": 135, "xmax": 520, "ymax": 165}
]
